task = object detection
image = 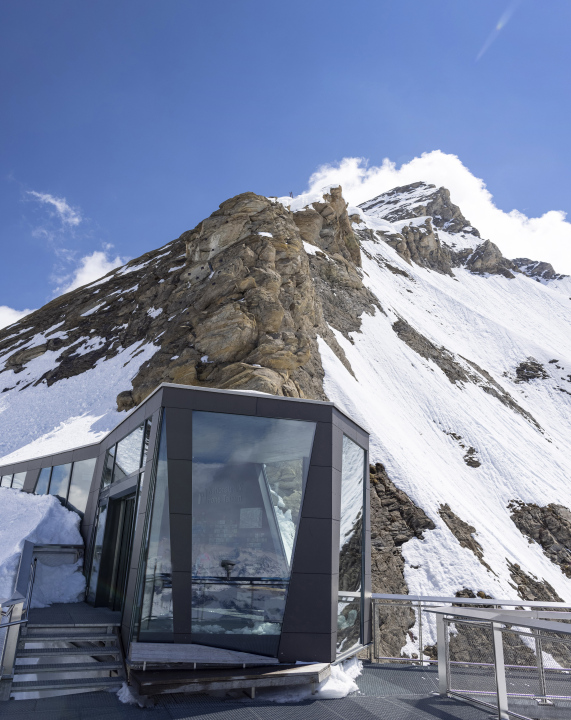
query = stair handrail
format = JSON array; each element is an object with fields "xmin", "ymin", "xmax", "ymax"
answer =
[{"xmin": 0, "ymin": 541, "xmax": 84, "ymax": 694}]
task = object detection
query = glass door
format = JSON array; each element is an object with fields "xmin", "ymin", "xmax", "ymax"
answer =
[{"xmin": 108, "ymin": 494, "xmax": 136, "ymax": 612}]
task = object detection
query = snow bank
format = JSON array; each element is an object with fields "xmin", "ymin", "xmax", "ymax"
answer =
[
  {"xmin": 243, "ymin": 659, "xmax": 362, "ymax": 703},
  {"xmin": 0, "ymin": 489, "xmax": 85, "ymax": 608}
]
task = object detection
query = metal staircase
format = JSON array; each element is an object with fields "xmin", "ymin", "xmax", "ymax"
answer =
[{"xmin": 11, "ymin": 621, "xmax": 125, "ymax": 698}]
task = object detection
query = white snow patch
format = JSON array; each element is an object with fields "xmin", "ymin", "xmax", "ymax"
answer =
[
  {"xmin": 255, "ymin": 659, "xmax": 362, "ymax": 703},
  {"xmin": 80, "ymin": 303, "xmax": 105, "ymax": 317},
  {"xmin": 303, "ymin": 241, "xmax": 319, "ymax": 256},
  {"xmin": 147, "ymin": 307, "xmax": 163, "ymax": 319},
  {"xmin": 0, "ymin": 490, "xmax": 85, "ymax": 607},
  {"xmin": 258, "ymin": 231, "xmax": 273, "ymax": 237}
]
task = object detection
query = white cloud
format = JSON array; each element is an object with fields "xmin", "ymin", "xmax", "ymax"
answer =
[
  {"xmin": 57, "ymin": 249, "xmax": 126, "ymax": 294},
  {"xmin": 27, "ymin": 191, "xmax": 82, "ymax": 227},
  {"xmin": 0, "ymin": 306, "xmax": 34, "ymax": 331},
  {"xmin": 287, "ymin": 151, "xmax": 571, "ymax": 275}
]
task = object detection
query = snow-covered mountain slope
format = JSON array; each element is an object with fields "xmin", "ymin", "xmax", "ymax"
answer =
[{"xmin": 1, "ymin": 179, "xmax": 570, "ymax": 633}]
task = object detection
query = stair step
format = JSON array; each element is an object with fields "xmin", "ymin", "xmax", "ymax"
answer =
[
  {"xmin": 11, "ymin": 676, "xmax": 123, "ymax": 693},
  {"xmin": 14, "ymin": 660, "xmax": 123, "ymax": 674},
  {"xmin": 18, "ymin": 646, "xmax": 121, "ymax": 658},
  {"xmin": 20, "ymin": 633, "xmax": 118, "ymax": 644}
]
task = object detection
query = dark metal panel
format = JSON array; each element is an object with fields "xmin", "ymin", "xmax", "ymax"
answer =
[
  {"xmin": 278, "ymin": 632, "xmax": 336, "ymax": 664},
  {"xmin": 300, "ymin": 465, "xmax": 339, "ymax": 520},
  {"xmin": 23, "ymin": 468, "xmax": 40, "ymax": 494},
  {"xmin": 26, "ymin": 458, "xmax": 44, "ymax": 471},
  {"xmin": 167, "ymin": 460, "xmax": 192, "ymax": 514},
  {"xmin": 108, "ymin": 475, "xmax": 139, "ymax": 499},
  {"xmin": 280, "ymin": 572, "xmax": 337, "ymax": 635},
  {"xmin": 169, "ymin": 513, "xmax": 193, "ymax": 573},
  {"xmin": 332, "ymin": 408, "xmax": 370, "ymax": 447},
  {"xmin": 172, "ymin": 571, "xmax": 193, "ymax": 637},
  {"xmin": 80, "ymin": 522, "xmax": 93, "ymax": 549},
  {"xmin": 166, "ymin": 387, "xmax": 258, "ymax": 416},
  {"xmin": 307, "ymin": 422, "xmax": 333, "ymax": 468},
  {"xmin": 71, "ymin": 445, "xmax": 99, "ymax": 462},
  {"xmin": 290, "ymin": 518, "xmax": 338, "ymax": 575},
  {"xmin": 256, "ymin": 397, "xmax": 333, "ymax": 423},
  {"xmin": 49, "ymin": 450, "xmax": 74, "ymax": 466},
  {"xmin": 165, "ymin": 408, "xmax": 192, "ymax": 461}
]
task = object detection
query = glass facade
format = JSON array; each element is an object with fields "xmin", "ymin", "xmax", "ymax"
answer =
[
  {"xmin": 11, "ymin": 472, "xmax": 26, "ymax": 489},
  {"xmin": 67, "ymin": 458, "xmax": 97, "ymax": 516},
  {"xmin": 87, "ymin": 502, "xmax": 108, "ymax": 604},
  {"xmin": 337, "ymin": 435, "xmax": 366, "ymax": 655},
  {"xmin": 49, "ymin": 464, "xmax": 72, "ymax": 502},
  {"xmin": 191, "ymin": 411, "xmax": 315, "ymax": 656},
  {"xmin": 138, "ymin": 419, "xmax": 173, "ymax": 641},
  {"xmin": 34, "ymin": 459, "xmax": 96, "ymax": 516},
  {"xmin": 102, "ymin": 420, "xmax": 152, "ymax": 488},
  {"xmin": 1, "ymin": 474, "xmax": 13, "ymax": 488}
]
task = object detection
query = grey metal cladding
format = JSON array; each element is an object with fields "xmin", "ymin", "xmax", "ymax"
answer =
[
  {"xmin": 307, "ymin": 422, "xmax": 333, "ymax": 468},
  {"xmin": 71, "ymin": 445, "xmax": 99, "ymax": 462},
  {"xmin": 278, "ymin": 632, "xmax": 336, "ymax": 664},
  {"xmin": 300, "ymin": 465, "xmax": 339, "ymax": 520},
  {"xmin": 172, "ymin": 571, "xmax": 193, "ymax": 636},
  {"xmin": 23, "ymin": 468, "xmax": 40, "ymax": 494},
  {"xmin": 165, "ymin": 408, "xmax": 192, "ymax": 460},
  {"xmin": 167, "ymin": 459, "xmax": 192, "ymax": 515},
  {"xmin": 280, "ymin": 572, "xmax": 338, "ymax": 635},
  {"xmin": 169, "ymin": 513, "xmax": 193, "ymax": 573},
  {"xmin": 256, "ymin": 396, "xmax": 333, "ymax": 423},
  {"xmin": 291, "ymin": 518, "xmax": 338, "ymax": 575}
]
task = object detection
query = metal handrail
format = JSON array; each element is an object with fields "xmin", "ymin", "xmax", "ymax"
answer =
[{"xmin": 0, "ymin": 542, "xmax": 84, "ymax": 694}]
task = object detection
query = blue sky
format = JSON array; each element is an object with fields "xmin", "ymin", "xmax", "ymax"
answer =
[{"xmin": 2, "ymin": 0, "xmax": 571, "ymax": 323}]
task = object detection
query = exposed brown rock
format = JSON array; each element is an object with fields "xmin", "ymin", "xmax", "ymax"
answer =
[
  {"xmin": 369, "ymin": 463, "xmax": 435, "ymax": 658},
  {"xmin": 515, "ymin": 358, "xmax": 548, "ymax": 383},
  {"xmin": 438, "ymin": 503, "xmax": 494, "ymax": 574},
  {"xmin": 509, "ymin": 501, "xmax": 571, "ymax": 579},
  {"xmin": 465, "ymin": 239, "xmax": 517, "ymax": 278}
]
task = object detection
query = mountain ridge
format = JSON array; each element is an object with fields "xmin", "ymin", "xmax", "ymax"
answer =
[{"xmin": 1, "ymin": 181, "xmax": 570, "ymax": 657}]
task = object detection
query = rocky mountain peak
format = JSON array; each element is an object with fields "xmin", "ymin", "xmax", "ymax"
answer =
[{"xmin": 359, "ymin": 181, "xmax": 480, "ymax": 236}]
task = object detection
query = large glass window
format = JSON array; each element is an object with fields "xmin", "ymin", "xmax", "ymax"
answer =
[
  {"xmin": 35, "ymin": 467, "xmax": 51, "ymax": 495},
  {"xmin": 191, "ymin": 411, "xmax": 315, "ymax": 657},
  {"xmin": 337, "ymin": 435, "xmax": 366, "ymax": 655},
  {"xmin": 67, "ymin": 458, "xmax": 97, "ymax": 516},
  {"xmin": 0, "ymin": 475, "xmax": 13, "ymax": 488},
  {"xmin": 87, "ymin": 502, "xmax": 108, "ymax": 604},
  {"xmin": 138, "ymin": 420, "xmax": 173, "ymax": 642},
  {"xmin": 49, "ymin": 464, "xmax": 72, "ymax": 503},
  {"xmin": 11, "ymin": 472, "xmax": 26, "ymax": 489},
  {"xmin": 102, "ymin": 419, "xmax": 152, "ymax": 488}
]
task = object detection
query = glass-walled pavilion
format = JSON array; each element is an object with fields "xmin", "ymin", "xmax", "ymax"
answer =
[{"xmin": 0, "ymin": 384, "xmax": 371, "ymax": 664}]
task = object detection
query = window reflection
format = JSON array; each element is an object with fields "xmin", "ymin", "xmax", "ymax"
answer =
[
  {"xmin": 191, "ymin": 411, "xmax": 315, "ymax": 656},
  {"xmin": 337, "ymin": 435, "xmax": 365, "ymax": 655},
  {"xmin": 114, "ymin": 424, "xmax": 144, "ymax": 482},
  {"xmin": 35, "ymin": 468, "xmax": 51, "ymax": 495},
  {"xmin": 11, "ymin": 472, "xmax": 26, "ymax": 489},
  {"xmin": 139, "ymin": 419, "xmax": 173, "ymax": 641},
  {"xmin": 67, "ymin": 458, "xmax": 97, "ymax": 516},
  {"xmin": 87, "ymin": 503, "xmax": 108, "ymax": 604},
  {"xmin": 49, "ymin": 464, "xmax": 72, "ymax": 503},
  {"xmin": 0, "ymin": 475, "xmax": 13, "ymax": 488}
]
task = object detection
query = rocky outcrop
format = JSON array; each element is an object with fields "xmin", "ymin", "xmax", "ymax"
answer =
[
  {"xmin": 438, "ymin": 503, "xmax": 493, "ymax": 573},
  {"xmin": 382, "ymin": 219, "xmax": 454, "ymax": 276},
  {"xmin": 513, "ymin": 258, "xmax": 568, "ymax": 281},
  {"xmin": 465, "ymin": 239, "xmax": 518, "ymax": 278},
  {"xmin": 515, "ymin": 359, "xmax": 548, "ymax": 382},
  {"xmin": 509, "ymin": 501, "xmax": 571, "ymax": 579},
  {"xmin": 360, "ymin": 182, "xmax": 478, "ymax": 235},
  {"xmin": 369, "ymin": 463, "xmax": 435, "ymax": 658},
  {"xmin": 392, "ymin": 319, "xmax": 542, "ymax": 431}
]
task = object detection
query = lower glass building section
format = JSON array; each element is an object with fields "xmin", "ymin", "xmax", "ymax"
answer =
[{"xmin": 190, "ymin": 411, "xmax": 315, "ymax": 656}]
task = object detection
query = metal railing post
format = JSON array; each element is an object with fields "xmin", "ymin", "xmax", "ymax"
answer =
[
  {"xmin": 533, "ymin": 629, "xmax": 551, "ymax": 704},
  {"xmin": 1, "ymin": 600, "xmax": 24, "ymax": 678},
  {"xmin": 418, "ymin": 602, "xmax": 423, "ymax": 665},
  {"xmin": 491, "ymin": 622, "xmax": 509, "ymax": 720},
  {"xmin": 436, "ymin": 614, "xmax": 448, "ymax": 695}
]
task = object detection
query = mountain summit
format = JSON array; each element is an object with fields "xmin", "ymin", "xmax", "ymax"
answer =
[{"xmin": 1, "ymin": 181, "xmax": 570, "ymax": 652}]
